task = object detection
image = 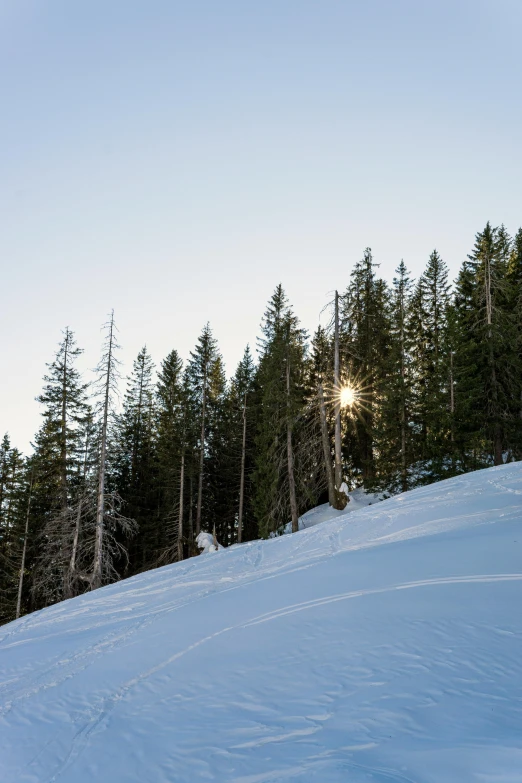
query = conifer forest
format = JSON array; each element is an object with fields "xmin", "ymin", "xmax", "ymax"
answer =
[{"xmin": 1, "ymin": 222, "xmax": 521, "ymax": 625}]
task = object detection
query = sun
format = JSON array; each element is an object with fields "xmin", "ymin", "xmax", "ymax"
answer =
[{"xmin": 339, "ymin": 385, "xmax": 358, "ymax": 408}]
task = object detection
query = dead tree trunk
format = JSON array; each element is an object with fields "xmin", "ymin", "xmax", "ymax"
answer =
[
  {"xmin": 60, "ymin": 329, "xmax": 70, "ymax": 511},
  {"xmin": 93, "ymin": 312, "xmax": 116, "ymax": 589},
  {"xmin": 237, "ymin": 393, "xmax": 248, "ymax": 543},
  {"xmin": 67, "ymin": 419, "xmax": 92, "ymax": 597},
  {"xmin": 286, "ymin": 357, "xmax": 299, "ymax": 533},
  {"xmin": 178, "ymin": 450, "xmax": 185, "ymax": 561},
  {"xmin": 15, "ymin": 475, "xmax": 33, "ymax": 619}
]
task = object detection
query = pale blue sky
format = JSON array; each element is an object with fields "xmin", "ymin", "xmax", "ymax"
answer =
[{"xmin": 1, "ymin": 0, "xmax": 521, "ymax": 450}]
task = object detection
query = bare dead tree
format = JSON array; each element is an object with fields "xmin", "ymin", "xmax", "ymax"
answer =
[
  {"xmin": 92, "ymin": 311, "xmax": 119, "ymax": 589},
  {"xmin": 15, "ymin": 473, "xmax": 33, "ymax": 619},
  {"xmin": 32, "ymin": 488, "xmax": 136, "ymax": 605}
]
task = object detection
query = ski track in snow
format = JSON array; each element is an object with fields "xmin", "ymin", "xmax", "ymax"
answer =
[{"xmin": 1, "ymin": 463, "xmax": 522, "ymax": 782}]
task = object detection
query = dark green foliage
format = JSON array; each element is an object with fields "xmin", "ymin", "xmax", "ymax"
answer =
[
  {"xmin": 229, "ymin": 346, "xmax": 258, "ymax": 542},
  {"xmin": 113, "ymin": 347, "xmax": 157, "ymax": 571},
  {"xmin": 410, "ymin": 250, "xmax": 453, "ymax": 477},
  {"xmin": 341, "ymin": 249, "xmax": 391, "ymax": 483},
  {"xmin": 0, "ymin": 436, "xmax": 27, "ymax": 622},
  {"xmin": 454, "ymin": 224, "xmax": 519, "ymax": 466},
  {"xmin": 154, "ymin": 350, "xmax": 186, "ymax": 559},
  {"xmin": 253, "ymin": 285, "xmax": 323, "ymax": 537},
  {"xmin": 373, "ymin": 260, "xmax": 415, "ymax": 492},
  {"xmin": 30, "ymin": 330, "xmax": 90, "ymax": 607}
]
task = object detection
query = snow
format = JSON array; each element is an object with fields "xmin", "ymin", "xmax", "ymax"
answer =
[
  {"xmin": 1, "ymin": 463, "xmax": 522, "ymax": 782},
  {"xmin": 196, "ymin": 530, "xmax": 224, "ymax": 553},
  {"xmin": 287, "ymin": 486, "xmax": 387, "ymax": 533}
]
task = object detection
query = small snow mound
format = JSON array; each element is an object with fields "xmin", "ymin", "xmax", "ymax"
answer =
[
  {"xmin": 277, "ymin": 486, "xmax": 387, "ymax": 535},
  {"xmin": 196, "ymin": 531, "xmax": 224, "ymax": 554}
]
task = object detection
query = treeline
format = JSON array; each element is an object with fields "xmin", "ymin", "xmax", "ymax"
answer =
[{"xmin": 1, "ymin": 222, "xmax": 521, "ymax": 624}]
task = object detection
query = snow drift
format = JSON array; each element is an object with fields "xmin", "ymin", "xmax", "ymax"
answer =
[{"xmin": 1, "ymin": 463, "xmax": 522, "ymax": 782}]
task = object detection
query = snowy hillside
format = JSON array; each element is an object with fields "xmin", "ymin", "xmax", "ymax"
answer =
[
  {"xmin": 280, "ymin": 486, "xmax": 386, "ymax": 534},
  {"xmin": 1, "ymin": 464, "xmax": 522, "ymax": 783}
]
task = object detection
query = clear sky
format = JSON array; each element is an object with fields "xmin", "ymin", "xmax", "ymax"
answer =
[{"xmin": 1, "ymin": 0, "xmax": 521, "ymax": 451}]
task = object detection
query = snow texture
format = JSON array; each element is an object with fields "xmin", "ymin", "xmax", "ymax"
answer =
[
  {"xmin": 274, "ymin": 486, "xmax": 386, "ymax": 536},
  {"xmin": 196, "ymin": 530, "xmax": 224, "ymax": 553},
  {"xmin": 1, "ymin": 463, "xmax": 522, "ymax": 782}
]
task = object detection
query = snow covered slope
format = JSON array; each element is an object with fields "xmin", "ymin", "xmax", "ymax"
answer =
[
  {"xmin": 1, "ymin": 464, "xmax": 522, "ymax": 783},
  {"xmin": 285, "ymin": 486, "xmax": 386, "ymax": 533}
]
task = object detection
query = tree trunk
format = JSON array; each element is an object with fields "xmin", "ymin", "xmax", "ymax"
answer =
[
  {"xmin": 178, "ymin": 450, "xmax": 185, "ymax": 561},
  {"xmin": 93, "ymin": 314, "xmax": 115, "ymax": 589},
  {"xmin": 60, "ymin": 330, "xmax": 70, "ymax": 510},
  {"xmin": 16, "ymin": 475, "xmax": 33, "ymax": 619},
  {"xmin": 188, "ymin": 476, "xmax": 194, "ymax": 554},
  {"xmin": 237, "ymin": 393, "xmax": 247, "ymax": 543},
  {"xmin": 195, "ymin": 368, "xmax": 207, "ymax": 537},
  {"xmin": 485, "ymin": 262, "xmax": 502, "ymax": 465},
  {"xmin": 334, "ymin": 290, "xmax": 342, "ymax": 491},
  {"xmin": 286, "ymin": 358, "xmax": 299, "ymax": 533},
  {"xmin": 67, "ymin": 422, "xmax": 91, "ymax": 597},
  {"xmin": 318, "ymin": 382, "xmax": 337, "ymax": 507},
  {"xmin": 400, "ymin": 404, "xmax": 407, "ymax": 492},
  {"xmin": 3, "ymin": 462, "xmax": 16, "ymax": 544},
  {"xmin": 489, "ymin": 344, "xmax": 503, "ymax": 465}
]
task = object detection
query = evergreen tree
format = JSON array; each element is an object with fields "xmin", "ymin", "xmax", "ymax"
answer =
[
  {"xmin": 155, "ymin": 349, "xmax": 186, "ymax": 560},
  {"xmin": 35, "ymin": 328, "xmax": 89, "ymax": 508},
  {"xmin": 411, "ymin": 250, "xmax": 452, "ymax": 475},
  {"xmin": 0, "ymin": 435, "xmax": 27, "ymax": 622},
  {"xmin": 254, "ymin": 286, "xmax": 320, "ymax": 536},
  {"xmin": 507, "ymin": 227, "xmax": 522, "ymax": 451},
  {"xmin": 114, "ymin": 346, "xmax": 156, "ymax": 571},
  {"xmin": 310, "ymin": 326, "xmax": 338, "ymax": 507},
  {"xmin": 454, "ymin": 223, "xmax": 519, "ymax": 465},
  {"xmin": 30, "ymin": 329, "xmax": 89, "ymax": 606},
  {"xmin": 341, "ymin": 250, "xmax": 391, "ymax": 482},
  {"xmin": 186, "ymin": 324, "xmax": 223, "ymax": 539},
  {"xmin": 228, "ymin": 346, "xmax": 257, "ymax": 543},
  {"xmin": 374, "ymin": 260, "xmax": 415, "ymax": 491},
  {"xmin": 203, "ymin": 354, "xmax": 231, "ymax": 543}
]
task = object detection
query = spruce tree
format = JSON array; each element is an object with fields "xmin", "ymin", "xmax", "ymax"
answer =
[
  {"xmin": 254, "ymin": 286, "xmax": 319, "ymax": 536},
  {"xmin": 30, "ymin": 329, "xmax": 89, "ymax": 606},
  {"xmin": 507, "ymin": 227, "xmax": 522, "ymax": 452},
  {"xmin": 155, "ymin": 349, "xmax": 186, "ymax": 560},
  {"xmin": 454, "ymin": 223, "xmax": 518, "ymax": 465},
  {"xmin": 186, "ymin": 324, "xmax": 223, "ymax": 540},
  {"xmin": 0, "ymin": 436, "xmax": 27, "ymax": 622},
  {"xmin": 341, "ymin": 250, "xmax": 391, "ymax": 482},
  {"xmin": 374, "ymin": 260, "xmax": 414, "ymax": 491},
  {"xmin": 413, "ymin": 250, "xmax": 452, "ymax": 476},
  {"xmin": 114, "ymin": 346, "xmax": 156, "ymax": 571},
  {"xmin": 310, "ymin": 327, "xmax": 338, "ymax": 506},
  {"xmin": 229, "ymin": 346, "xmax": 257, "ymax": 543}
]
